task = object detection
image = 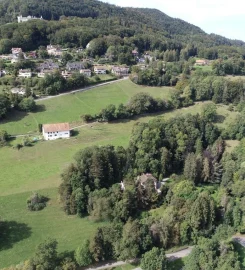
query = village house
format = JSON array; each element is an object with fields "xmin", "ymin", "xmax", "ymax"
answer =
[
  {"xmin": 37, "ymin": 69, "xmax": 55, "ymax": 78},
  {"xmin": 17, "ymin": 15, "xmax": 43, "ymax": 23},
  {"xmin": 42, "ymin": 123, "xmax": 70, "ymax": 140},
  {"xmin": 111, "ymin": 66, "xmax": 129, "ymax": 76},
  {"xmin": 11, "ymin": 48, "xmax": 22, "ymax": 56},
  {"xmin": 137, "ymin": 173, "xmax": 162, "ymax": 194},
  {"xmin": 10, "ymin": 87, "xmax": 25, "ymax": 95},
  {"xmin": 195, "ymin": 59, "xmax": 209, "ymax": 66},
  {"xmin": 61, "ymin": 70, "xmax": 73, "ymax": 79},
  {"xmin": 66, "ymin": 61, "xmax": 85, "ymax": 71},
  {"xmin": 27, "ymin": 51, "xmax": 37, "ymax": 59},
  {"xmin": 47, "ymin": 45, "xmax": 62, "ymax": 57},
  {"xmin": 94, "ymin": 66, "xmax": 107, "ymax": 74},
  {"xmin": 80, "ymin": 69, "xmax": 92, "ymax": 77},
  {"xmin": 39, "ymin": 60, "xmax": 59, "ymax": 71},
  {"xmin": 18, "ymin": 69, "xmax": 32, "ymax": 78},
  {"xmin": 132, "ymin": 50, "xmax": 139, "ymax": 57}
]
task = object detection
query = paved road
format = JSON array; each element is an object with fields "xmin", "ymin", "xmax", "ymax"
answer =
[
  {"xmin": 36, "ymin": 77, "xmax": 127, "ymax": 102},
  {"xmin": 84, "ymin": 247, "xmax": 193, "ymax": 270}
]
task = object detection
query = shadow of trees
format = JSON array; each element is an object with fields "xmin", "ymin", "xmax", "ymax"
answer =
[
  {"xmin": 214, "ymin": 114, "xmax": 225, "ymax": 124},
  {"xmin": 0, "ymin": 221, "xmax": 32, "ymax": 251}
]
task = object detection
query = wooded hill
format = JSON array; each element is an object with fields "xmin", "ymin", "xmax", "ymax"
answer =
[{"xmin": 0, "ymin": 0, "xmax": 244, "ymax": 48}]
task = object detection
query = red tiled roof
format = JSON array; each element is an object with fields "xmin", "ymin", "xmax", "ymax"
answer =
[{"xmin": 43, "ymin": 123, "xmax": 70, "ymax": 133}]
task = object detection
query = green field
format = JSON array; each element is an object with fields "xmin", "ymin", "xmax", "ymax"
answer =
[
  {"xmin": 0, "ymin": 80, "xmax": 239, "ymax": 268},
  {"xmin": 0, "ymin": 79, "xmax": 173, "ymax": 135},
  {"xmin": 0, "ymin": 188, "xmax": 105, "ymax": 268}
]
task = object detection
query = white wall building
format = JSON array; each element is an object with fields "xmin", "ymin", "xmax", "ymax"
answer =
[
  {"xmin": 18, "ymin": 69, "xmax": 32, "ymax": 78},
  {"xmin": 80, "ymin": 69, "xmax": 91, "ymax": 77},
  {"xmin": 42, "ymin": 123, "xmax": 70, "ymax": 140},
  {"xmin": 47, "ymin": 45, "xmax": 62, "ymax": 57},
  {"xmin": 17, "ymin": 15, "xmax": 43, "ymax": 23},
  {"xmin": 94, "ymin": 66, "xmax": 107, "ymax": 74}
]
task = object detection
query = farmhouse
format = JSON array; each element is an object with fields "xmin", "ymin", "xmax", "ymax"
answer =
[
  {"xmin": 80, "ymin": 69, "xmax": 92, "ymax": 77},
  {"xmin": 18, "ymin": 69, "xmax": 32, "ymax": 78},
  {"xmin": 42, "ymin": 123, "xmax": 70, "ymax": 140},
  {"xmin": 111, "ymin": 66, "xmax": 129, "ymax": 76},
  {"xmin": 94, "ymin": 66, "xmax": 107, "ymax": 74}
]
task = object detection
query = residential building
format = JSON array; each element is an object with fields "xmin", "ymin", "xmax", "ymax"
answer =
[
  {"xmin": 195, "ymin": 59, "xmax": 209, "ymax": 66},
  {"xmin": 39, "ymin": 60, "xmax": 59, "ymax": 71},
  {"xmin": 66, "ymin": 61, "xmax": 85, "ymax": 71},
  {"xmin": 47, "ymin": 45, "xmax": 62, "ymax": 57},
  {"xmin": 80, "ymin": 69, "xmax": 91, "ymax": 77},
  {"xmin": 10, "ymin": 87, "xmax": 25, "ymax": 95},
  {"xmin": 137, "ymin": 173, "xmax": 162, "ymax": 194},
  {"xmin": 111, "ymin": 66, "xmax": 129, "ymax": 76},
  {"xmin": 94, "ymin": 66, "xmax": 107, "ymax": 74},
  {"xmin": 11, "ymin": 48, "xmax": 22, "ymax": 56},
  {"xmin": 18, "ymin": 69, "xmax": 32, "ymax": 78},
  {"xmin": 61, "ymin": 70, "xmax": 73, "ymax": 79},
  {"xmin": 42, "ymin": 123, "xmax": 70, "ymax": 140},
  {"xmin": 132, "ymin": 50, "xmax": 139, "ymax": 56},
  {"xmin": 27, "ymin": 51, "xmax": 37, "ymax": 58},
  {"xmin": 17, "ymin": 15, "xmax": 43, "ymax": 23},
  {"xmin": 37, "ymin": 69, "xmax": 55, "ymax": 78}
]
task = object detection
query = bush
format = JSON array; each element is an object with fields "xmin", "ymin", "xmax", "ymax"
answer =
[
  {"xmin": 27, "ymin": 193, "xmax": 49, "ymax": 211},
  {"xmin": 81, "ymin": 114, "xmax": 95, "ymax": 122},
  {"xmin": 18, "ymin": 97, "xmax": 36, "ymax": 112},
  {"xmin": 0, "ymin": 130, "xmax": 8, "ymax": 146}
]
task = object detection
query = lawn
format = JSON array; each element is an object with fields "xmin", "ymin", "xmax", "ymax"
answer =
[
  {"xmin": 0, "ymin": 188, "xmax": 105, "ymax": 268},
  {"xmin": 0, "ymin": 79, "xmax": 173, "ymax": 135}
]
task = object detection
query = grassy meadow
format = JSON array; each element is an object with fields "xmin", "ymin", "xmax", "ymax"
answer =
[
  {"xmin": 0, "ymin": 79, "xmax": 173, "ymax": 135},
  {"xmin": 0, "ymin": 79, "xmax": 240, "ymax": 268}
]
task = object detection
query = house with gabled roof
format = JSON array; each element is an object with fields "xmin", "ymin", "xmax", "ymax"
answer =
[{"xmin": 42, "ymin": 123, "xmax": 70, "ymax": 140}]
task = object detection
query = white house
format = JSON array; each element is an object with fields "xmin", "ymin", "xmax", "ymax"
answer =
[
  {"xmin": 61, "ymin": 70, "xmax": 73, "ymax": 79},
  {"xmin": 80, "ymin": 69, "xmax": 91, "ymax": 77},
  {"xmin": 94, "ymin": 66, "xmax": 107, "ymax": 74},
  {"xmin": 18, "ymin": 69, "xmax": 32, "ymax": 78},
  {"xmin": 37, "ymin": 69, "xmax": 54, "ymax": 78},
  {"xmin": 11, "ymin": 48, "xmax": 22, "ymax": 56},
  {"xmin": 42, "ymin": 123, "xmax": 70, "ymax": 140},
  {"xmin": 17, "ymin": 15, "xmax": 43, "ymax": 23},
  {"xmin": 111, "ymin": 66, "xmax": 129, "ymax": 77},
  {"xmin": 47, "ymin": 45, "xmax": 62, "ymax": 57}
]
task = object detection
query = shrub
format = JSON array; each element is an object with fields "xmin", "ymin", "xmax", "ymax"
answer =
[{"xmin": 27, "ymin": 193, "xmax": 49, "ymax": 211}]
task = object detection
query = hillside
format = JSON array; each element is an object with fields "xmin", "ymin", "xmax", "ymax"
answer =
[{"xmin": 0, "ymin": 0, "xmax": 243, "ymax": 48}]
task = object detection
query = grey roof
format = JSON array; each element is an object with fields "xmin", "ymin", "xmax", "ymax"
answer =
[
  {"xmin": 66, "ymin": 61, "xmax": 85, "ymax": 70},
  {"xmin": 39, "ymin": 60, "xmax": 59, "ymax": 70}
]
